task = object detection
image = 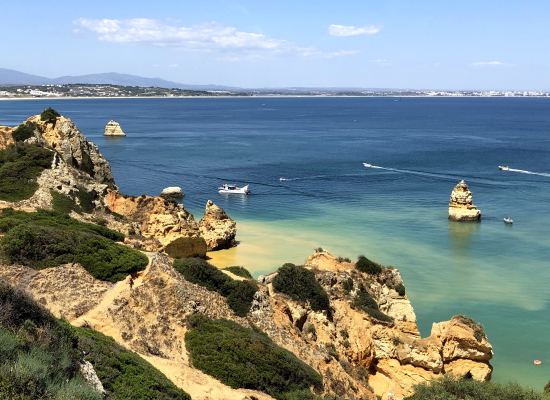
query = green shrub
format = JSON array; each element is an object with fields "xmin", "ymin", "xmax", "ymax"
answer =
[
  {"xmin": 11, "ymin": 121, "xmax": 38, "ymax": 142},
  {"xmin": 456, "ymin": 315, "xmax": 486, "ymax": 342},
  {"xmin": 77, "ymin": 327, "xmax": 191, "ymax": 400},
  {"xmin": 40, "ymin": 107, "xmax": 61, "ymax": 121},
  {"xmin": 0, "ymin": 281, "xmax": 102, "ymax": 400},
  {"xmin": 355, "ymin": 255, "xmax": 382, "ymax": 275},
  {"xmin": 279, "ymin": 389, "xmax": 356, "ymax": 400},
  {"xmin": 325, "ymin": 343, "xmax": 339, "ymax": 360},
  {"xmin": 342, "ymin": 277, "xmax": 354, "ymax": 293},
  {"xmin": 0, "ymin": 208, "xmax": 146, "ymax": 283},
  {"xmin": 224, "ymin": 265, "xmax": 253, "ymax": 279},
  {"xmin": 544, "ymin": 381, "xmax": 550, "ymax": 393},
  {"xmin": 395, "ymin": 283, "xmax": 406, "ymax": 296},
  {"xmin": 272, "ymin": 263, "xmax": 330, "ymax": 312},
  {"xmin": 0, "ymin": 143, "xmax": 54, "ymax": 202},
  {"xmin": 173, "ymin": 257, "xmax": 258, "ymax": 317},
  {"xmin": 406, "ymin": 375, "xmax": 547, "ymax": 400},
  {"xmin": 185, "ymin": 317, "xmax": 323, "ymax": 399},
  {"xmin": 340, "ymin": 328, "xmax": 349, "ymax": 339},
  {"xmin": 51, "ymin": 186, "xmax": 96, "ymax": 214},
  {"xmin": 351, "ymin": 284, "xmax": 393, "ymax": 323}
]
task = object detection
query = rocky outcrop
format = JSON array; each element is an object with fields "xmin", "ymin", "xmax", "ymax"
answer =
[
  {"xmin": 106, "ymin": 190, "xmax": 207, "ymax": 258},
  {"xmin": 448, "ymin": 180, "xmax": 481, "ymax": 221},
  {"xmin": 0, "ymin": 125, "xmax": 15, "ymax": 149},
  {"xmin": 26, "ymin": 115, "xmax": 116, "ymax": 189},
  {"xmin": 104, "ymin": 120, "xmax": 126, "ymax": 136},
  {"xmin": 79, "ymin": 360, "xmax": 107, "ymax": 396},
  {"xmin": 160, "ymin": 186, "xmax": 184, "ymax": 198},
  {"xmin": 198, "ymin": 200, "xmax": 237, "ymax": 251}
]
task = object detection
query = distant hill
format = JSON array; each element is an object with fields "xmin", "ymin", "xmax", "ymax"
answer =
[{"xmin": 0, "ymin": 68, "xmax": 239, "ymax": 91}]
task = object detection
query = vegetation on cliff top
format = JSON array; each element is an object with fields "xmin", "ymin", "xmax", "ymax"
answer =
[
  {"xmin": 40, "ymin": 107, "xmax": 61, "ymax": 121},
  {"xmin": 77, "ymin": 327, "xmax": 191, "ymax": 400},
  {"xmin": 272, "ymin": 263, "xmax": 330, "ymax": 312},
  {"xmin": 173, "ymin": 257, "xmax": 258, "ymax": 317},
  {"xmin": 11, "ymin": 121, "xmax": 38, "ymax": 142},
  {"xmin": 0, "ymin": 208, "xmax": 147, "ymax": 282},
  {"xmin": 0, "ymin": 143, "xmax": 53, "ymax": 202},
  {"xmin": 355, "ymin": 255, "xmax": 382, "ymax": 275},
  {"xmin": 351, "ymin": 283, "xmax": 393, "ymax": 323},
  {"xmin": 456, "ymin": 315, "xmax": 486, "ymax": 342},
  {"xmin": 406, "ymin": 375, "xmax": 549, "ymax": 400},
  {"xmin": 51, "ymin": 187, "xmax": 96, "ymax": 215},
  {"xmin": 223, "ymin": 265, "xmax": 253, "ymax": 279},
  {"xmin": 185, "ymin": 315, "xmax": 323, "ymax": 399},
  {"xmin": 0, "ymin": 281, "xmax": 102, "ymax": 399}
]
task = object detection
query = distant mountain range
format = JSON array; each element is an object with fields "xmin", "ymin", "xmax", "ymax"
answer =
[{"xmin": 0, "ymin": 68, "xmax": 240, "ymax": 91}]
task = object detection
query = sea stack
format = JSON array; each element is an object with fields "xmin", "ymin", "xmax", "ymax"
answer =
[
  {"xmin": 448, "ymin": 180, "xmax": 481, "ymax": 221},
  {"xmin": 160, "ymin": 186, "xmax": 184, "ymax": 198},
  {"xmin": 198, "ymin": 200, "xmax": 237, "ymax": 251},
  {"xmin": 104, "ymin": 120, "xmax": 126, "ymax": 136}
]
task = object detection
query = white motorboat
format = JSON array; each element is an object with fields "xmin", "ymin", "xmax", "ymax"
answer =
[
  {"xmin": 218, "ymin": 184, "xmax": 250, "ymax": 194},
  {"xmin": 499, "ymin": 166, "xmax": 509, "ymax": 170},
  {"xmin": 363, "ymin": 163, "xmax": 372, "ymax": 168},
  {"xmin": 504, "ymin": 217, "xmax": 513, "ymax": 224}
]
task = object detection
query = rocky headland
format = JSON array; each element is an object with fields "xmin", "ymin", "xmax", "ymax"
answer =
[
  {"xmin": 448, "ymin": 180, "xmax": 481, "ymax": 221},
  {"xmin": 104, "ymin": 120, "xmax": 126, "ymax": 136},
  {"xmin": 0, "ymin": 110, "xmax": 496, "ymax": 400}
]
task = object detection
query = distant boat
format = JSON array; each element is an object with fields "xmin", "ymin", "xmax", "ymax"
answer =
[
  {"xmin": 363, "ymin": 163, "xmax": 372, "ymax": 168},
  {"xmin": 219, "ymin": 184, "xmax": 250, "ymax": 194},
  {"xmin": 504, "ymin": 217, "xmax": 513, "ymax": 224},
  {"xmin": 499, "ymin": 166, "xmax": 509, "ymax": 170}
]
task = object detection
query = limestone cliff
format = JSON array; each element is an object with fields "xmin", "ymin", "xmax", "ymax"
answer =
[
  {"xmin": 104, "ymin": 120, "xmax": 126, "ymax": 136},
  {"xmin": 0, "ymin": 249, "xmax": 493, "ymax": 400},
  {"xmin": 25, "ymin": 115, "xmax": 117, "ymax": 189},
  {"xmin": 0, "ymin": 125, "xmax": 15, "ymax": 149},
  {"xmin": 106, "ymin": 190, "xmax": 207, "ymax": 258},
  {"xmin": 448, "ymin": 180, "xmax": 481, "ymax": 221},
  {"xmin": 198, "ymin": 200, "xmax": 237, "ymax": 251}
]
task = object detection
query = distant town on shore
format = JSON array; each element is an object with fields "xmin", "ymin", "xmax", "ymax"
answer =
[{"xmin": 1, "ymin": 83, "xmax": 548, "ymax": 99}]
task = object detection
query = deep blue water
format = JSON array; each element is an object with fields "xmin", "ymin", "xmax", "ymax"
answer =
[{"xmin": 1, "ymin": 97, "xmax": 549, "ymax": 388}]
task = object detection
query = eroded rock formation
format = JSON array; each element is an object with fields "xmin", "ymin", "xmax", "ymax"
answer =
[
  {"xmin": 0, "ymin": 125, "xmax": 15, "ymax": 149},
  {"xmin": 25, "ymin": 115, "xmax": 117, "ymax": 189},
  {"xmin": 104, "ymin": 120, "xmax": 126, "ymax": 136},
  {"xmin": 106, "ymin": 190, "xmax": 207, "ymax": 258},
  {"xmin": 198, "ymin": 200, "xmax": 237, "ymax": 251},
  {"xmin": 0, "ymin": 250, "xmax": 493, "ymax": 400},
  {"xmin": 160, "ymin": 186, "xmax": 184, "ymax": 198},
  {"xmin": 448, "ymin": 180, "xmax": 481, "ymax": 221}
]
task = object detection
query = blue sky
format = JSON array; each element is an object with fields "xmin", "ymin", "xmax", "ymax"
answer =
[{"xmin": 2, "ymin": 0, "xmax": 549, "ymax": 90}]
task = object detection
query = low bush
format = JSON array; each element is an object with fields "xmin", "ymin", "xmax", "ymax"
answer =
[
  {"xmin": 0, "ymin": 208, "xmax": 146, "ymax": 283},
  {"xmin": 173, "ymin": 257, "xmax": 258, "ymax": 317},
  {"xmin": 351, "ymin": 284, "xmax": 393, "ymax": 323},
  {"xmin": 395, "ymin": 283, "xmax": 406, "ymax": 296},
  {"xmin": 406, "ymin": 375, "xmax": 548, "ymax": 400},
  {"xmin": 456, "ymin": 315, "xmax": 486, "ymax": 342},
  {"xmin": 0, "ymin": 281, "xmax": 102, "ymax": 399},
  {"xmin": 185, "ymin": 316, "xmax": 323, "ymax": 399},
  {"xmin": 355, "ymin": 255, "xmax": 382, "ymax": 275},
  {"xmin": 77, "ymin": 327, "xmax": 191, "ymax": 400},
  {"xmin": 51, "ymin": 186, "xmax": 96, "ymax": 214},
  {"xmin": 11, "ymin": 121, "xmax": 38, "ymax": 142},
  {"xmin": 272, "ymin": 263, "xmax": 330, "ymax": 312},
  {"xmin": 224, "ymin": 265, "xmax": 253, "ymax": 279},
  {"xmin": 342, "ymin": 277, "xmax": 354, "ymax": 293},
  {"xmin": 0, "ymin": 143, "xmax": 54, "ymax": 202},
  {"xmin": 325, "ymin": 342, "xmax": 339, "ymax": 360},
  {"xmin": 40, "ymin": 107, "xmax": 61, "ymax": 121}
]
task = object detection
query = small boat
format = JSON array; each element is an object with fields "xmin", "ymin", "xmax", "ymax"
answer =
[
  {"xmin": 499, "ymin": 166, "xmax": 509, "ymax": 170},
  {"xmin": 218, "ymin": 184, "xmax": 250, "ymax": 194},
  {"xmin": 279, "ymin": 178, "xmax": 287, "ymax": 181},
  {"xmin": 534, "ymin": 360, "xmax": 542, "ymax": 365},
  {"xmin": 504, "ymin": 218, "xmax": 513, "ymax": 224},
  {"xmin": 363, "ymin": 163, "xmax": 372, "ymax": 168}
]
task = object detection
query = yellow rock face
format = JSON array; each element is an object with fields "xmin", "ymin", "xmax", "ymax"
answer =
[
  {"xmin": 0, "ymin": 125, "xmax": 15, "ymax": 149},
  {"xmin": 448, "ymin": 180, "xmax": 481, "ymax": 221},
  {"xmin": 104, "ymin": 120, "xmax": 126, "ymax": 136}
]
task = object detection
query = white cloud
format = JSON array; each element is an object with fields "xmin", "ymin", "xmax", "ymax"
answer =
[
  {"xmin": 371, "ymin": 59, "xmax": 387, "ymax": 62},
  {"xmin": 328, "ymin": 24, "xmax": 381, "ymax": 37},
  {"xmin": 469, "ymin": 61, "xmax": 504, "ymax": 67},
  {"xmin": 75, "ymin": 18, "xmax": 357, "ymax": 60},
  {"xmin": 169, "ymin": 64, "xmax": 179, "ymax": 67}
]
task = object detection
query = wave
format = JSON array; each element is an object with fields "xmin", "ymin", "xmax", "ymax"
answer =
[{"xmin": 505, "ymin": 168, "xmax": 550, "ymax": 178}]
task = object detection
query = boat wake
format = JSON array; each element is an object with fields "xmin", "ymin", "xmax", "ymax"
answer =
[{"xmin": 503, "ymin": 168, "xmax": 550, "ymax": 178}]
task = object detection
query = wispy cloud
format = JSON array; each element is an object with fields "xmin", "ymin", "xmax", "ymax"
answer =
[
  {"xmin": 328, "ymin": 24, "xmax": 381, "ymax": 37},
  {"xmin": 371, "ymin": 59, "xmax": 387, "ymax": 62},
  {"xmin": 169, "ymin": 64, "xmax": 179, "ymax": 67},
  {"xmin": 74, "ymin": 18, "xmax": 357, "ymax": 60},
  {"xmin": 469, "ymin": 61, "xmax": 504, "ymax": 67}
]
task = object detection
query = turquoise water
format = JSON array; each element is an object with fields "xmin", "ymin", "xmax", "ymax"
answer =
[{"xmin": 1, "ymin": 97, "xmax": 549, "ymax": 388}]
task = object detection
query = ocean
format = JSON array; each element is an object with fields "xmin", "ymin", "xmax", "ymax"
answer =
[{"xmin": 1, "ymin": 97, "xmax": 549, "ymax": 389}]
